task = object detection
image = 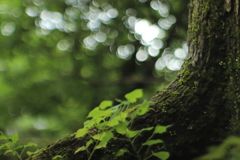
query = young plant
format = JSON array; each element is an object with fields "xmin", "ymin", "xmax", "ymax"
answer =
[
  {"xmin": 75, "ymin": 89, "xmax": 170, "ymax": 160},
  {"xmin": 0, "ymin": 131, "xmax": 37, "ymax": 160}
]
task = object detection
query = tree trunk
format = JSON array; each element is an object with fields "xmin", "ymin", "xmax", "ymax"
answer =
[{"xmin": 27, "ymin": 0, "xmax": 240, "ymax": 159}]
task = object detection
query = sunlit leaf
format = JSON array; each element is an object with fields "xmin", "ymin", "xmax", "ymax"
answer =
[
  {"xmin": 99, "ymin": 100, "xmax": 113, "ymax": 110},
  {"xmin": 107, "ymin": 116, "xmax": 120, "ymax": 127},
  {"xmin": 87, "ymin": 107, "xmax": 112, "ymax": 118},
  {"xmin": 141, "ymin": 127, "xmax": 154, "ymax": 131},
  {"xmin": 94, "ymin": 131, "xmax": 113, "ymax": 149},
  {"xmin": 107, "ymin": 111, "xmax": 128, "ymax": 127},
  {"xmin": 52, "ymin": 155, "xmax": 63, "ymax": 160},
  {"xmin": 152, "ymin": 151, "xmax": 170, "ymax": 160},
  {"xmin": 136, "ymin": 101, "xmax": 150, "ymax": 115},
  {"xmin": 115, "ymin": 122, "xmax": 128, "ymax": 135},
  {"xmin": 85, "ymin": 139, "xmax": 93, "ymax": 149},
  {"xmin": 126, "ymin": 129, "xmax": 140, "ymax": 138},
  {"xmin": 76, "ymin": 128, "xmax": 88, "ymax": 138},
  {"xmin": 74, "ymin": 146, "xmax": 86, "ymax": 154},
  {"xmin": 154, "ymin": 125, "xmax": 167, "ymax": 134},
  {"xmin": 125, "ymin": 89, "xmax": 143, "ymax": 103},
  {"xmin": 143, "ymin": 139, "xmax": 163, "ymax": 146},
  {"xmin": 93, "ymin": 132, "xmax": 106, "ymax": 140},
  {"xmin": 115, "ymin": 149, "xmax": 129, "ymax": 156}
]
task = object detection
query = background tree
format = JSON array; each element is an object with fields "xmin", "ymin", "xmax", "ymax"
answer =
[{"xmin": 0, "ymin": 0, "xmax": 189, "ymax": 159}]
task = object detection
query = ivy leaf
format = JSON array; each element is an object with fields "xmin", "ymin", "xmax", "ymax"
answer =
[
  {"xmin": 152, "ymin": 151, "xmax": 170, "ymax": 160},
  {"xmin": 107, "ymin": 116, "xmax": 120, "ymax": 127},
  {"xmin": 87, "ymin": 107, "xmax": 112, "ymax": 119},
  {"xmin": 99, "ymin": 100, "xmax": 113, "ymax": 110},
  {"xmin": 115, "ymin": 122, "xmax": 128, "ymax": 135},
  {"xmin": 92, "ymin": 132, "xmax": 106, "ymax": 140},
  {"xmin": 94, "ymin": 131, "xmax": 113, "ymax": 149},
  {"xmin": 125, "ymin": 89, "xmax": 143, "ymax": 103},
  {"xmin": 136, "ymin": 101, "xmax": 150, "ymax": 115},
  {"xmin": 143, "ymin": 139, "xmax": 163, "ymax": 146},
  {"xmin": 126, "ymin": 129, "xmax": 140, "ymax": 138},
  {"xmin": 115, "ymin": 149, "xmax": 129, "ymax": 156},
  {"xmin": 154, "ymin": 125, "xmax": 167, "ymax": 134},
  {"xmin": 75, "ymin": 128, "xmax": 88, "ymax": 138},
  {"xmin": 84, "ymin": 117, "xmax": 104, "ymax": 128}
]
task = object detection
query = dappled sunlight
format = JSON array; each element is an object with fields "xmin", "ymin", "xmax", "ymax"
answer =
[
  {"xmin": 0, "ymin": 0, "xmax": 189, "ymax": 155},
  {"xmin": 155, "ymin": 42, "xmax": 188, "ymax": 71},
  {"xmin": 1, "ymin": 22, "xmax": 16, "ymax": 36}
]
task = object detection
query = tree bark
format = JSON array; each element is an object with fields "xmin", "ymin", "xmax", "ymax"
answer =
[{"xmin": 27, "ymin": 0, "xmax": 240, "ymax": 159}]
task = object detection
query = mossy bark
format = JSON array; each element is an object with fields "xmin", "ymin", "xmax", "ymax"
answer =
[{"xmin": 27, "ymin": 0, "xmax": 240, "ymax": 159}]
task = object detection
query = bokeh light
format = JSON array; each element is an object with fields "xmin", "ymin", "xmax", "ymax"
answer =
[{"xmin": 1, "ymin": 22, "xmax": 16, "ymax": 36}]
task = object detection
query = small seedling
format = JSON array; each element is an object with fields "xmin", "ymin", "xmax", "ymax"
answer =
[{"xmin": 0, "ymin": 131, "xmax": 37, "ymax": 160}]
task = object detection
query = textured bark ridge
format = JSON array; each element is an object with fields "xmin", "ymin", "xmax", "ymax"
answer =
[{"xmin": 27, "ymin": 0, "xmax": 240, "ymax": 159}]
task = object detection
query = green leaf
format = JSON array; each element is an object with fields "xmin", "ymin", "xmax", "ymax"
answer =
[
  {"xmin": 115, "ymin": 99, "xmax": 122, "ymax": 103},
  {"xmin": 14, "ymin": 145, "xmax": 24, "ymax": 150},
  {"xmin": 76, "ymin": 128, "xmax": 88, "ymax": 138},
  {"xmin": 0, "ymin": 131, "xmax": 7, "ymax": 140},
  {"xmin": 115, "ymin": 122, "xmax": 128, "ymax": 135},
  {"xmin": 108, "ymin": 112, "xmax": 128, "ymax": 127},
  {"xmin": 152, "ymin": 151, "xmax": 169, "ymax": 160},
  {"xmin": 94, "ymin": 131, "xmax": 113, "ymax": 149},
  {"xmin": 52, "ymin": 155, "xmax": 63, "ymax": 160},
  {"xmin": 115, "ymin": 149, "xmax": 129, "ymax": 156},
  {"xmin": 143, "ymin": 139, "xmax": 163, "ymax": 146},
  {"xmin": 9, "ymin": 133, "xmax": 19, "ymax": 144},
  {"xmin": 99, "ymin": 100, "xmax": 113, "ymax": 110},
  {"xmin": 126, "ymin": 129, "xmax": 140, "ymax": 138},
  {"xmin": 125, "ymin": 89, "xmax": 143, "ymax": 103},
  {"xmin": 74, "ymin": 139, "xmax": 93, "ymax": 154},
  {"xmin": 26, "ymin": 149, "xmax": 40, "ymax": 156},
  {"xmin": 4, "ymin": 149, "xmax": 14, "ymax": 155},
  {"xmin": 136, "ymin": 101, "xmax": 150, "ymax": 115},
  {"xmin": 107, "ymin": 116, "xmax": 120, "ymax": 127},
  {"xmin": 141, "ymin": 127, "xmax": 154, "ymax": 131},
  {"xmin": 74, "ymin": 146, "xmax": 86, "ymax": 154},
  {"xmin": 84, "ymin": 117, "xmax": 104, "ymax": 128},
  {"xmin": 85, "ymin": 139, "xmax": 93, "ymax": 149},
  {"xmin": 24, "ymin": 142, "xmax": 38, "ymax": 147},
  {"xmin": 121, "ymin": 101, "xmax": 130, "ymax": 105},
  {"xmin": 154, "ymin": 125, "xmax": 167, "ymax": 134},
  {"xmin": 87, "ymin": 107, "xmax": 112, "ymax": 118},
  {"xmin": 92, "ymin": 132, "xmax": 106, "ymax": 140}
]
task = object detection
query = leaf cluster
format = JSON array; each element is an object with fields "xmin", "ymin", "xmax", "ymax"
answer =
[
  {"xmin": 75, "ymin": 89, "xmax": 169, "ymax": 160},
  {"xmin": 0, "ymin": 131, "xmax": 38, "ymax": 160}
]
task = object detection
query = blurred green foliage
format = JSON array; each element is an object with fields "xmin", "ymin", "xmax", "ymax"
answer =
[{"xmin": 0, "ymin": 0, "xmax": 188, "ymax": 159}]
